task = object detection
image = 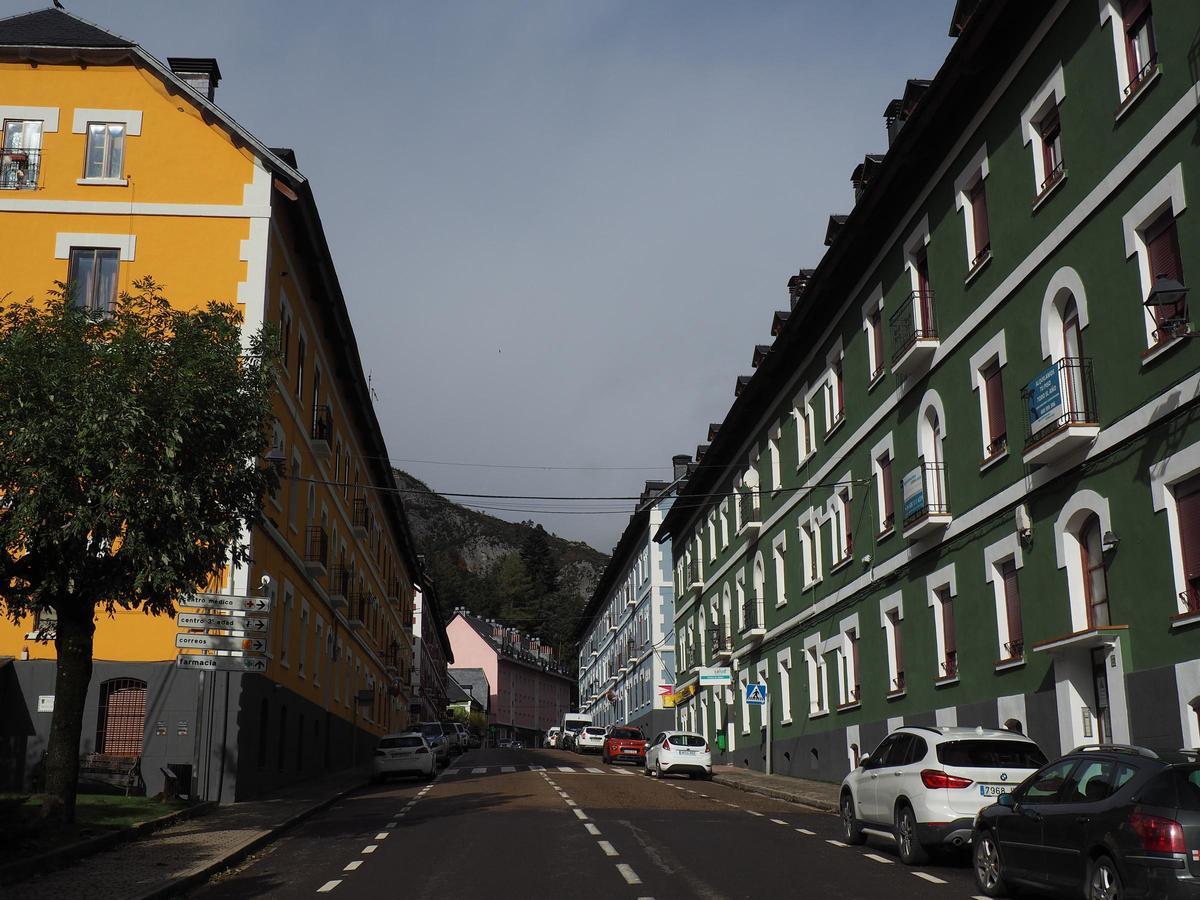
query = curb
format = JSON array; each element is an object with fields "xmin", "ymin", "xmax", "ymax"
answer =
[
  {"xmin": 127, "ymin": 777, "xmax": 368, "ymax": 900},
  {"xmin": 0, "ymin": 801, "xmax": 217, "ymax": 887},
  {"xmin": 712, "ymin": 774, "xmax": 839, "ymax": 814}
]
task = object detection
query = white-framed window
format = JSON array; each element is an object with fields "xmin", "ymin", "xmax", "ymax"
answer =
[
  {"xmin": 903, "ymin": 215, "xmax": 934, "ymax": 328},
  {"xmin": 917, "ymin": 389, "xmax": 949, "ymax": 518},
  {"xmin": 772, "ymin": 531, "xmax": 788, "ymax": 607},
  {"xmin": 708, "ymin": 511, "xmax": 718, "ymax": 561},
  {"xmin": 798, "ymin": 510, "xmax": 823, "ymax": 589},
  {"xmin": 830, "ymin": 477, "xmax": 853, "ymax": 566},
  {"xmin": 735, "ymin": 571, "xmax": 746, "ymax": 631},
  {"xmin": 793, "ymin": 388, "xmax": 817, "ymax": 464},
  {"xmin": 1121, "ymin": 165, "xmax": 1187, "ymax": 349},
  {"xmin": 804, "ymin": 633, "xmax": 828, "ymax": 717},
  {"xmin": 879, "ymin": 592, "xmax": 905, "ymax": 694},
  {"xmin": 1100, "ymin": 0, "xmax": 1159, "ymax": 105},
  {"xmin": 739, "ymin": 668, "xmax": 750, "ymax": 735},
  {"xmin": 298, "ymin": 600, "xmax": 310, "ymax": 678},
  {"xmin": 1148, "ymin": 440, "xmax": 1200, "ymax": 617},
  {"xmin": 822, "ymin": 340, "xmax": 846, "ymax": 434},
  {"xmin": 970, "ymin": 332, "xmax": 1009, "ymax": 463},
  {"xmin": 721, "ymin": 583, "xmax": 733, "ymax": 648},
  {"xmin": 313, "ymin": 617, "xmax": 323, "ymax": 685},
  {"xmin": 768, "ymin": 424, "xmax": 783, "ymax": 493},
  {"xmin": 1021, "ymin": 63, "xmax": 1067, "ymax": 200},
  {"xmin": 861, "ymin": 286, "xmax": 885, "ymax": 384},
  {"xmin": 927, "ymin": 565, "xmax": 958, "ymax": 681},
  {"xmin": 954, "ymin": 144, "xmax": 991, "ymax": 275},
  {"xmin": 719, "ymin": 498, "xmax": 731, "ymax": 548},
  {"xmin": 984, "ymin": 533, "xmax": 1026, "ymax": 662},
  {"xmin": 83, "ymin": 122, "xmax": 126, "ymax": 180},
  {"xmin": 66, "ymin": 246, "xmax": 120, "ymax": 312},
  {"xmin": 871, "ymin": 433, "xmax": 895, "ymax": 535},
  {"xmin": 836, "ymin": 615, "xmax": 861, "ymax": 706},
  {"xmin": 777, "ymin": 648, "xmax": 793, "ymax": 724}
]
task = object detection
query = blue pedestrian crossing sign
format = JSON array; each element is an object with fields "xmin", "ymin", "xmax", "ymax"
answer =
[{"xmin": 745, "ymin": 682, "xmax": 768, "ymax": 705}]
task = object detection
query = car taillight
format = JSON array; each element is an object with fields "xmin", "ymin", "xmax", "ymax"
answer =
[
  {"xmin": 415, "ymin": 747, "xmax": 429, "ymax": 754},
  {"xmin": 704, "ymin": 741, "xmax": 710, "ymax": 753},
  {"xmin": 1130, "ymin": 811, "xmax": 1185, "ymax": 853},
  {"xmin": 663, "ymin": 738, "xmax": 672, "ymax": 749},
  {"xmin": 920, "ymin": 769, "xmax": 974, "ymax": 789}
]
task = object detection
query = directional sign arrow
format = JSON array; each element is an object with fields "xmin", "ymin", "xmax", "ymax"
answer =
[
  {"xmin": 177, "ymin": 593, "xmax": 271, "ymax": 613},
  {"xmin": 175, "ymin": 633, "xmax": 268, "ymax": 653},
  {"xmin": 176, "ymin": 655, "xmax": 268, "ymax": 673},
  {"xmin": 176, "ymin": 613, "xmax": 270, "ymax": 633}
]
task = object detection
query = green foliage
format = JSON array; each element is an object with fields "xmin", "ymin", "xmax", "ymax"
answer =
[{"xmin": 0, "ymin": 277, "xmax": 278, "ymax": 620}]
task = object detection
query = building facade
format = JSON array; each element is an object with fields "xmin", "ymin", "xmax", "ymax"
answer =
[
  {"xmin": 660, "ymin": 0, "xmax": 1200, "ymax": 784},
  {"xmin": 446, "ymin": 612, "xmax": 573, "ymax": 746},
  {"xmin": 411, "ymin": 584, "xmax": 453, "ymax": 723},
  {"xmin": 577, "ymin": 475, "xmax": 680, "ymax": 737},
  {"xmin": 0, "ymin": 8, "xmax": 422, "ymax": 800}
]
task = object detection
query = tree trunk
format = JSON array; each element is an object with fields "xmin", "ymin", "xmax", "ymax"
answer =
[{"xmin": 41, "ymin": 600, "xmax": 95, "ymax": 825}]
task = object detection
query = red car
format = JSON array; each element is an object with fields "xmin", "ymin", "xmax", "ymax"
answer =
[{"xmin": 602, "ymin": 726, "xmax": 647, "ymax": 765}]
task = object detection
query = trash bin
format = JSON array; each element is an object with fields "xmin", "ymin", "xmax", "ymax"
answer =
[{"xmin": 716, "ymin": 732, "xmax": 727, "ymax": 753}]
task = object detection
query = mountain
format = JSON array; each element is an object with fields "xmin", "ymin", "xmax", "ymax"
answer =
[{"xmin": 393, "ymin": 469, "xmax": 609, "ymax": 664}]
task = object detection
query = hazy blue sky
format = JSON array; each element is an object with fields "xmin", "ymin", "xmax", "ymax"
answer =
[{"xmin": 19, "ymin": 1, "xmax": 956, "ymax": 552}]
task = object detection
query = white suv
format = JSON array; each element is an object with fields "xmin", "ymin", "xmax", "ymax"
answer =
[
  {"xmin": 839, "ymin": 726, "xmax": 1046, "ymax": 864},
  {"xmin": 576, "ymin": 726, "xmax": 608, "ymax": 753}
]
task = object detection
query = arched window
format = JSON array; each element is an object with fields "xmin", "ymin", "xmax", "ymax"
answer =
[
  {"xmin": 1079, "ymin": 513, "xmax": 1110, "ymax": 627},
  {"xmin": 96, "ymin": 678, "xmax": 147, "ymax": 757},
  {"xmin": 698, "ymin": 607, "xmax": 707, "ymax": 665},
  {"xmin": 918, "ymin": 395, "xmax": 948, "ymax": 514},
  {"xmin": 722, "ymin": 584, "xmax": 732, "ymax": 645}
]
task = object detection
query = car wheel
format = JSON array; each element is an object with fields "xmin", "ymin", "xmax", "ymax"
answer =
[
  {"xmin": 656, "ymin": 761, "xmax": 664, "ymax": 779},
  {"xmin": 643, "ymin": 762, "xmax": 651, "ymax": 776},
  {"xmin": 841, "ymin": 791, "xmax": 866, "ymax": 845},
  {"xmin": 895, "ymin": 804, "xmax": 929, "ymax": 865},
  {"xmin": 1088, "ymin": 855, "xmax": 1122, "ymax": 900},
  {"xmin": 973, "ymin": 830, "xmax": 1007, "ymax": 897}
]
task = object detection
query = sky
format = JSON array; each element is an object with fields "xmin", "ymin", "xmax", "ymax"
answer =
[{"xmin": 14, "ymin": 1, "xmax": 956, "ymax": 552}]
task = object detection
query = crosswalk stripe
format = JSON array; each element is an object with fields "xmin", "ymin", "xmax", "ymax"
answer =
[
  {"xmin": 501, "ymin": 766, "xmax": 516, "ymax": 773},
  {"xmin": 444, "ymin": 768, "xmax": 459, "ymax": 775},
  {"xmin": 557, "ymin": 766, "xmax": 575, "ymax": 773},
  {"xmin": 530, "ymin": 765, "xmax": 546, "ymax": 771},
  {"xmin": 611, "ymin": 767, "xmax": 635, "ymax": 775},
  {"xmin": 318, "ymin": 881, "xmax": 342, "ymax": 892},
  {"xmin": 471, "ymin": 767, "xmax": 487, "ymax": 774},
  {"xmin": 586, "ymin": 767, "xmax": 604, "ymax": 774}
]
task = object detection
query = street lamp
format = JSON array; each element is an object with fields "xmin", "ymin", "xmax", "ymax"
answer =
[{"xmin": 1143, "ymin": 274, "xmax": 1189, "ymax": 311}]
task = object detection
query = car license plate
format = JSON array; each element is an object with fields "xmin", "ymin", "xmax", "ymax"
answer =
[
  {"xmin": 622, "ymin": 748, "xmax": 638, "ymax": 754},
  {"xmin": 979, "ymin": 784, "xmax": 1013, "ymax": 797},
  {"xmin": 677, "ymin": 749, "xmax": 696, "ymax": 756}
]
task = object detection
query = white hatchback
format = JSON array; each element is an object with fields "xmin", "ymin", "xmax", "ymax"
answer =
[
  {"xmin": 644, "ymin": 730, "xmax": 712, "ymax": 780},
  {"xmin": 576, "ymin": 726, "xmax": 608, "ymax": 753},
  {"xmin": 839, "ymin": 725, "xmax": 1046, "ymax": 865},
  {"xmin": 372, "ymin": 732, "xmax": 436, "ymax": 781}
]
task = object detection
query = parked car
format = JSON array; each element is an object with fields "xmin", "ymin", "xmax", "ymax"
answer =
[
  {"xmin": 561, "ymin": 728, "xmax": 580, "ymax": 751},
  {"xmin": 840, "ymin": 725, "xmax": 1046, "ymax": 865},
  {"xmin": 576, "ymin": 726, "xmax": 608, "ymax": 754},
  {"xmin": 644, "ymin": 730, "xmax": 711, "ymax": 779},
  {"xmin": 417, "ymin": 721, "xmax": 452, "ymax": 765},
  {"xmin": 372, "ymin": 732, "xmax": 436, "ymax": 781},
  {"xmin": 467, "ymin": 730, "xmax": 482, "ymax": 749},
  {"xmin": 451, "ymin": 722, "xmax": 470, "ymax": 753},
  {"xmin": 511, "ymin": 739, "xmax": 524, "ymax": 749},
  {"xmin": 602, "ymin": 726, "xmax": 646, "ymax": 766},
  {"xmin": 972, "ymin": 745, "xmax": 1200, "ymax": 899},
  {"xmin": 546, "ymin": 727, "xmax": 562, "ymax": 749}
]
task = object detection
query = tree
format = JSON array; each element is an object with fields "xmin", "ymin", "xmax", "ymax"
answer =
[{"xmin": 0, "ymin": 278, "xmax": 277, "ymax": 823}]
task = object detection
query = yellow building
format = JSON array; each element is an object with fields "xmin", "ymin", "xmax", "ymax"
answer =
[{"xmin": 0, "ymin": 8, "xmax": 426, "ymax": 801}]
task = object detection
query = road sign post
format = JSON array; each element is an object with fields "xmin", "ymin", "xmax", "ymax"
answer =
[{"xmin": 745, "ymin": 681, "xmax": 771, "ymax": 776}]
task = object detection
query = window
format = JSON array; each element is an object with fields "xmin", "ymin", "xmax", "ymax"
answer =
[
  {"xmin": 969, "ymin": 180, "xmax": 990, "ymax": 266},
  {"xmin": 777, "ymin": 650, "xmax": 793, "ymax": 723},
  {"xmin": 84, "ymin": 122, "xmax": 125, "ymax": 179},
  {"xmin": 708, "ymin": 511, "xmax": 717, "ymax": 561},
  {"xmin": 982, "ymin": 361, "xmax": 1007, "ymax": 459},
  {"xmin": 95, "ymin": 678, "xmax": 147, "ymax": 756},
  {"xmin": 864, "ymin": 297, "xmax": 885, "ymax": 383},
  {"xmin": 1039, "ymin": 108, "xmax": 1064, "ymax": 192},
  {"xmin": 1079, "ymin": 513, "xmax": 1111, "ymax": 627},
  {"xmin": 831, "ymin": 487, "xmax": 852, "ymax": 565},
  {"xmin": 768, "ymin": 431, "xmax": 782, "ymax": 492},
  {"xmin": 999, "ymin": 559, "xmax": 1024, "ymax": 659},
  {"xmin": 279, "ymin": 295, "xmax": 292, "ymax": 372},
  {"xmin": 295, "ymin": 333, "xmax": 307, "ymax": 400},
  {"xmin": 298, "ymin": 602, "xmax": 309, "ymax": 677},
  {"xmin": 1022, "ymin": 65, "xmax": 1067, "ymax": 200},
  {"xmin": 805, "ymin": 642, "xmax": 828, "ymax": 716},
  {"xmin": 955, "ymin": 147, "xmax": 991, "ymax": 273},
  {"xmin": 1123, "ymin": 165, "xmax": 1186, "ymax": 349},
  {"xmin": 837, "ymin": 620, "xmax": 860, "ymax": 706},
  {"xmin": 739, "ymin": 670, "xmax": 750, "ymax": 734},
  {"xmin": 719, "ymin": 499, "xmax": 730, "ymax": 548},
  {"xmin": 772, "ymin": 533, "xmax": 787, "ymax": 607},
  {"xmin": 876, "ymin": 452, "xmax": 894, "ymax": 534},
  {"xmin": 313, "ymin": 618, "xmax": 323, "ymax": 685},
  {"xmin": 883, "ymin": 603, "xmax": 905, "ymax": 693},
  {"xmin": 794, "ymin": 393, "xmax": 816, "ymax": 462},
  {"xmin": 798, "ymin": 513, "xmax": 822, "ymax": 588},
  {"xmin": 2, "ymin": 118, "xmax": 43, "ymax": 189},
  {"xmin": 67, "ymin": 247, "xmax": 119, "ymax": 312},
  {"xmin": 1122, "ymin": 0, "xmax": 1156, "ymax": 93},
  {"xmin": 823, "ymin": 345, "xmax": 845, "ymax": 434},
  {"xmin": 280, "ymin": 585, "xmax": 293, "ymax": 667},
  {"xmin": 936, "ymin": 587, "xmax": 957, "ymax": 679},
  {"xmin": 1144, "ymin": 211, "xmax": 1187, "ymax": 343},
  {"xmin": 1175, "ymin": 475, "xmax": 1200, "ymax": 613}
]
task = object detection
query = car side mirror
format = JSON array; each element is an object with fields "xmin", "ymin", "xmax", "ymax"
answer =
[
  {"xmin": 859, "ymin": 754, "xmax": 873, "ymax": 769},
  {"xmin": 997, "ymin": 793, "xmax": 1015, "ymax": 808}
]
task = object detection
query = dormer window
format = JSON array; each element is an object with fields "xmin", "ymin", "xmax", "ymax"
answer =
[{"xmin": 167, "ymin": 57, "xmax": 223, "ymax": 102}]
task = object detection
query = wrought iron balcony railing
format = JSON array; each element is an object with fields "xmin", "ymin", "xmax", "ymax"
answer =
[
  {"xmin": 901, "ymin": 460, "xmax": 949, "ymax": 530},
  {"xmin": 0, "ymin": 146, "xmax": 40, "ymax": 190},
  {"xmin": 890, "ymin": 289, "xmax": 937, "ymax": 364},
  {"xmin": 304, "ymin": 525, "xmax": 328, "ymax": 568},
  {"xmin": 1022, "ymin": 357, "xmax": 1097, "ymax": 449}
]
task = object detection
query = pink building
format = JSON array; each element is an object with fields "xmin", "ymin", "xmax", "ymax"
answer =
[{"xmin": 446, "ymin": 611, "xmax": 574, "ymax": 745}]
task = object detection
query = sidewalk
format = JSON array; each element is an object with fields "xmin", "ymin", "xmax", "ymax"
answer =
[
  {"xmin": 15, "ymin": 766, "xmax": 370, "ymax": 900},
  {"xmin": 711, "ymin": 765, "xmax": 840, "ymax": 813}
]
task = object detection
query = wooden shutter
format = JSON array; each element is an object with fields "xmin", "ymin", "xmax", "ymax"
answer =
[
  {"xmin": 880, "ymin": 456, "xmax": 894, "ymax": 525},
  {"xmin": 1146, "ymin": 214, "xmax": 1185, "ymax": 325},
  {"xmin": 1001, "ymin": 559, "xmax": 1023, "ymax": 648},
  {"xmin": 971, "ymin": 180, "xmax": 990, "ymax": 256},
  {"xmin": 941, "ymin": 592, "xmax": 957, "ymax": 654},
  {"xmin": 1122, "ymin": 0, "xmax": 1151, "ymax": 30},
  {"xmin": 984, "ymin": 362, "xmax": 1006, "ymax": 449},
  {"xmin": 890, "ymin": 610, "xmax": 904, "ymax": 682},
  {"xmin": 1177, "ymin": 476, "xmax": 1200, "ymax": 612}
]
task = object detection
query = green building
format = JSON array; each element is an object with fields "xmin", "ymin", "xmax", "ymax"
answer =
[{"xmin": 658, "ymin": 0, "xmax": 1200, "ymax": 784}]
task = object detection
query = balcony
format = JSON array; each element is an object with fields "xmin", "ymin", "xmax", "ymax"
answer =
[
  {"xmin": 901, "ymin": 460, "xmax": 951, "ymax": 540},
  {"xmin": 328, "ymin": 565, "xmax": 350, "ymax": 609},
  {"xmin": 890, "ymin": 290, "xmax": 939, "ymax": 376},
  {"xmin": 1, "ymin": 146, "xmax": 40, "ymax": 190},
  {"xmin": 348, "ymin": 592, "xmax": 368, "ymax": 630},
  {"xmin": 1021, "ymin": 357, "xmax": 1099, "ymax": 467},
  {"xmin": 737, "ymin": 490, "xmax": 762, "ymax": 537},
  {"xmin": 687, "ymin": 560, "xmax": 703, "ymax": 595},
  {"xmin": 310, "ymin": 405, "xmax": 332, "ymax": 460},
  {"xmin": 739, "ymin": 595, "xmax": 766, "ymax": 643},
  {"xmin": 304, "ymin": 525, "xmax": 328, "ymax": 578},
  {"xmin": 352, "ymin": 497, "xmax": 371, "ymax": 539}
]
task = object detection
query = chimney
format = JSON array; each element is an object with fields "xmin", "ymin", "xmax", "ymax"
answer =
[
  {"xmin": 672, "ymin": 455, "xmax": 691, "ymax": 480},
  {"xmin": 168, "ymin": 58, "xmax": 222, "ymax": 102}
]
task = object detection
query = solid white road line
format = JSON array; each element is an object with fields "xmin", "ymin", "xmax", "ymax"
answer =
[
  {"xmin": 343, "ymin": 861, "xmax": 362, "ymax": 872},
  {"xmin": 616, "ymin": 864, "xmax": 642, "ymax": 885},
  {"xmin": 573, "ymin": 809, "xmax": 588, "ymax": 820},
  {"xmin": 864, "ymin": 854, "xmax": 894, "ymax": 864},
  {"xmin": 317, "ymin": 881, "xmax": 341, "ymax": 892},
  {"xmin": 913, "ymin": 872, "xmax": 948, "ymax": 884},
  {"xmin": 796, "ymin": 828, "xmax": 816, "ymax": 835},
  {"xmin": 598, "ymin": 840, "xmax": 618, "ymax": 857},
  {"xmin": 585, "ymin": 823, "xmax": 601, "ymax": 836},
  {"xmin": 826, "ymin": 840, "xmax": 848, "ymax": 847},
  {"xmin": 374, "ymin": 832, "xmax": 390, "ymax": 840},
  {"xmin": 501, "ymin": 766, "xmax": 516, "ymax": 773},
  {"xmin": 472, "ymin": 767, "xmax": 487, "ymax": 774},
  {"xmin": 362, "ymin": 845, "xmax": 378, "ymax": 854},
  {"xmin": 770, "ymin": 818, "xmax": 788, "ymax": 825}
]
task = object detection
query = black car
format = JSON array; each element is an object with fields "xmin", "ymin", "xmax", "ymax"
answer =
[{"xmin": 972, "ymin": 744, "xmax": 1200, "ymax": 899}]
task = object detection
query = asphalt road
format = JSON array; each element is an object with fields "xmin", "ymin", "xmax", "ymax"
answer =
[{"xmin": 190, "ymin": 747, "xmax": 1002, "ymax": 899}]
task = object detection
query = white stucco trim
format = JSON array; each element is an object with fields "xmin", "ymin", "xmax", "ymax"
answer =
[
  {"xmin": 1053, "ymin": 489, "xmax": 1114, "ymax": 632},
  {"xmin": 72, "ymin": 108, "xmax": 142, "ymax": 135},
  {"xmin": 53, "ymin": 232, "xmax": 135, "ymax": 260},
  {"xmin": 1149, "ymin": 437, "xmax": 1200, "ymax": 614},
  {"xmin": 903, "ymin": 214, "xmax": 932, "ymax": 293},
  {"xmin": 0, "ymin": 105, "xmax": 59, "ymax": 131},
  {"xmin": 997, "ymin": 694, "xmax": 1028, "ymax": 734},
  {"xmin": 0, "ymin": 198, "xmax": 272, "ymax": 218},
  {"xmin": 1121, "ymin": 164, "xmax": 1187, "ymax": 347},
  {"xmin": 969, "ymin": 330, "xmax": 1008, "ymax": 458},
  {"xmin": 1039, "ymin": 266, "xmax": 1090, "ymax": 360},
  {"xmin": 935, "ymin": 706, "xmax": 958, "ymax": 727},
  {"xmin": 1098, "ymin": 0, "xmax": 1135, "ymax": 101},
  {"xmin": 1176, "ymin": 660, "xmax": 1200, "ymax": 749},
  {"xmin": 887, "ymin": 716, "xmax": 904, "ymax": 734},
  {"xmin": 1021, "ymin": 63, "xmax": 1067, "ymax": 193},
  {"xmin": 984, "ymin": 533, "xmax": 1025, "ymax": 660},
  {"xmin": 953, "ymin": 143, "xmax": 990, "ymax": 209}
]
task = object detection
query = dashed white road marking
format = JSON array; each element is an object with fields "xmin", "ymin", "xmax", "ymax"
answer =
[
  {"xmin": 317, "ymin": 881, "xmax": 342, "ymax": 893},
  {"xmin": 471, "ymin": 767, "xmax": 487, "ymax": 774},
  {"xmin": 374, "ymin": 832, "xmax": 390, "ymax": 841},
  {"xmin": 501, "ymin": 766, "xmax": 516, "ymax": 773},
  {"xmin": 796, "ymin": 828, "xmax": 816, "ymax": 835},
  {"xmin": 826, "ymin": 839, "xmax": 848, "ymax": 847},
  {"xmin": 444, "ymin": 769, "xmax": 459, "ymax": 775},
  {"xmin": 573, "ymin": 809, "xmax": 589, "ymax": 820},
  {"xmin": 585, "ymin": 823, "xmax": 601, "ymax": 836},
  {"xmin": 386, "ymin": 821, "xmax": 397, "ymax": 828},
  {"xmin": 598, "ymin": 840, "xmax": 619, "ymax": 857},
  {"xmin": 864, "ymin": 853, "xmax": 894, "ymax": 864},
  {"xmin": 770, "ymin": 818, "xmax": 788, "ymax": 826},
  {"xmin": 362, "ymin": 845, "xmax": 377, "ymax": 854},
  {"xmin": 566, "ymin": 800, "xmax": 578, "ymax": 807},
  {"xmin": 616, "ymin": 864, "xmax": 642, "ymax": 885},
  {"xmin": 913, "ymin": 872, "xmax": 948, "ymax": 884},
  {"xmin": 747, "ymin": 810, "xmax": 765, "ymax": 817},
  {"xmin": 343, "ymin": 860, "xmax": 363, "ymax": 872}
]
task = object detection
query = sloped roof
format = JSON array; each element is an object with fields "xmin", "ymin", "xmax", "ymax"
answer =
[
  {"xmin": 448, "ymin": 667, "xmax": 490, "ymax": 710},
  {"xmin": 0, "ymin": 7, "xmax": 132, "ymax": 47}
]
